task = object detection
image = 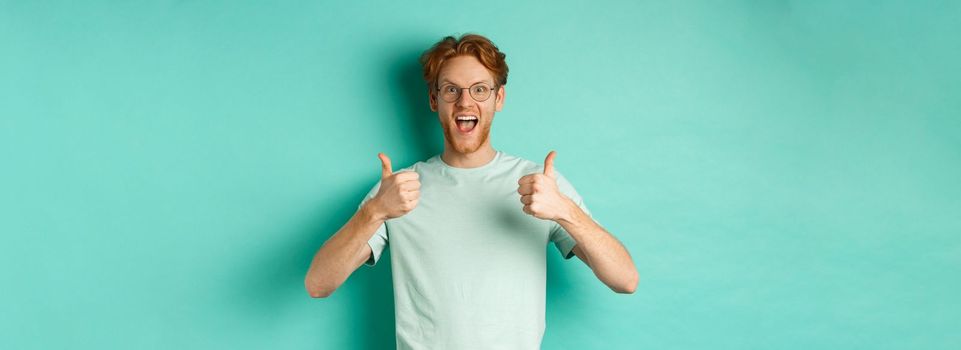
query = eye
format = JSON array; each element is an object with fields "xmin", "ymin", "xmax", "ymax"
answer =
[
  {"xmin": 443, "ymin": 85, "xmax": 458, "ymax": 94},
  {"xmin": 472, "ymin": 85, "xmax": 489, "ymax": 94}
]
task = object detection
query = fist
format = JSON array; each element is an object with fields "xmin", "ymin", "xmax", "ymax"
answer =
[
  {"xmin": 517, "ymin": 150, "xmax": 571, "ymax": 221},
  {"xmin": 372, "ymin": 153, "xmax": 421, "ymax": 220}
]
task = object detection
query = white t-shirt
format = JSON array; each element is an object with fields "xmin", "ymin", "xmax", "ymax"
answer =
[{"xmin": 358, "ymin": 150, "xmax": 593, "ymax": 350}]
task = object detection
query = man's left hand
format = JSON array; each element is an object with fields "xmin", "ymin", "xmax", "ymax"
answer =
[{"xmin": 517, "ymin": 150, "xmax": 572, "ymax": 222}]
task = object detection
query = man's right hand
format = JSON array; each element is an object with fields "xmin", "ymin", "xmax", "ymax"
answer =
[{"xmin": 369, "ymin": 153, "xmax": 421, "ymax": 220}]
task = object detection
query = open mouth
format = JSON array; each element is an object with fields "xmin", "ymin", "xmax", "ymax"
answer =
[{"xmin": 455, "ymin": 115, "xmax": 478, "ymax": 133}]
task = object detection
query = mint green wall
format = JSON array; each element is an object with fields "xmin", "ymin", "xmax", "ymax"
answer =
[{"xmin": 2, "ymin": 1, "xmax": 959, "ymax": 349}]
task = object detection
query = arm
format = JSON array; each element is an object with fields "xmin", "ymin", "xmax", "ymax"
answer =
[
  {"xmin": 517, "ymin": 151, "xmax": 638, "ymax": 294},
  {"xmin": 304, "ymin": 201, "xmax": 385, "ymax": 298},
  {"xmin": 304, "ymin": 153, "xmax": 421, "ymax": 298},
  {"xmin": 558, "ymin": 200, "xmax": 639, "ymax": 294}
]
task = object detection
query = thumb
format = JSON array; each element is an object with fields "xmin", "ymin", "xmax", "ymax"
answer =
[
  {"xmin": 543, "ymin": 150, "xmax": 556, "ymax": 178},
  {"xmin": 378, "ymin": 153, "xmax": 393, "ymax": 179}
]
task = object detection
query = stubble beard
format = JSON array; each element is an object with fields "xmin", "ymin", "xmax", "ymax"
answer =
[{"xmin": 442, "ymin": 119, "xmax": 492, "ymax": 155}]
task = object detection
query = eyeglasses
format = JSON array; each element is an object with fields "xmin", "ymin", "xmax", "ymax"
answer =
[{"xmin": 435, "ymin": 82, "xmax": 498, "ymax": 103}]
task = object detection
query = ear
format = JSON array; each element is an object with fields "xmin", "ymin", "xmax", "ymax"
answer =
[
  {"xmin": 494, "ymin": 85, "xmax": 505, "ymax": 112},
  {"xmin": 428, "ymin": 88, "xmax": 438, "ymax": 112}
]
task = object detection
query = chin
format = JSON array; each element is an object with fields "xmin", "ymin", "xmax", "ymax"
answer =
[
  {"xmin": 443, "ymin": 133, "xmax": 478, "ymax": 154},
  {"xmin": 443, "ymin": 125, "xmax": 490, "ymax": 155},
  {"xmin": 453, "ymin": 142, "xmax": 481, "ymax": 154}
]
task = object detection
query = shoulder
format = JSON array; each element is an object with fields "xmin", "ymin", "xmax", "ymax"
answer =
[
  {"xmin": 395, "ymin": 156, "xmax": 434, "ymax": 174},
  {"xmin": 497, "ymin": 151, "xmax": 542, "ymax": 174},
  {"xmin": 501, "ymin": 151, "xmax": 576, "ymax": 183},
  {"xmin": 364, "ymin": 156, "xmax": 432, "ymax": 193}
]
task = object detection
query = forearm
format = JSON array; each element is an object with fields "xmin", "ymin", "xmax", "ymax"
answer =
[
  {"xmin": 556, "ymin": 198, "xmax": 638, "ymax": 293},
  {"xmin": 304, "ymin": 201, "xmax": 385, "ymax": 297}
]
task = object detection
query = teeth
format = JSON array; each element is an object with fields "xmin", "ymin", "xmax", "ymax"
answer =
[{"xmin": 456, "ymin": 115, "xmax": 478, "ymax": 121}]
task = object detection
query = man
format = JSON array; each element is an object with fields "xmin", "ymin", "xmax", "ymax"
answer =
[{"xmin": 305, "ymin": 33, "xmax": 638, "ymax": 349}]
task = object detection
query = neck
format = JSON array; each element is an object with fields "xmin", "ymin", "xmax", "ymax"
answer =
[{"xmin": 441, "ymin": 144, "xmax": 497, "ymax": 168}]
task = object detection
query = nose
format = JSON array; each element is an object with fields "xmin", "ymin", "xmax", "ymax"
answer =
[{"xmin": 455, "ymin": 88, "xmax": 474, "ymax": 108}]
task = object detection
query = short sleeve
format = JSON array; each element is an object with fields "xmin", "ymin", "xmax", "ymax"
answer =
[
  {"xmin": 549, "ymin": 170, "xmax": 594, "ymax": 260},
  {"xmin": 358, "ymin": 180, "xmax": 389, "ymax": 267}
]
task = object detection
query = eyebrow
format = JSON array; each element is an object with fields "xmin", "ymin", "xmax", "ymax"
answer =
[{"xmin": 439, "ymin": 78, "xmax": 493, "ymax": 86}]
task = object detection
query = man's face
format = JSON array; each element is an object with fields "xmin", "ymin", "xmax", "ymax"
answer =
[{"xmin": 429, "ymin": 55, "xmax": 505, "ymax": 155}]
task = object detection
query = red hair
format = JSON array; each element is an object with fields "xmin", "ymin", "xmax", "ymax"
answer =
[{"xmin": 419, "ymin": 33, "xmax": 509, "ymax": 90}]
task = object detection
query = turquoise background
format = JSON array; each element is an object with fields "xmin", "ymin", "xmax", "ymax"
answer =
[{"xmin": 2, "ymin": 1, "xmax": 959, "ymax": 349}]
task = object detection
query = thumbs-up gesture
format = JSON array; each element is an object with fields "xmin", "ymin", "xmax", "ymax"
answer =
[
  {"xmin": 517, "ymin": 150, "xmax": 572, "ymax": 221},
  {"xmin": 371, "ymin": 153, "xmax": 421, "ymax": 220}
]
